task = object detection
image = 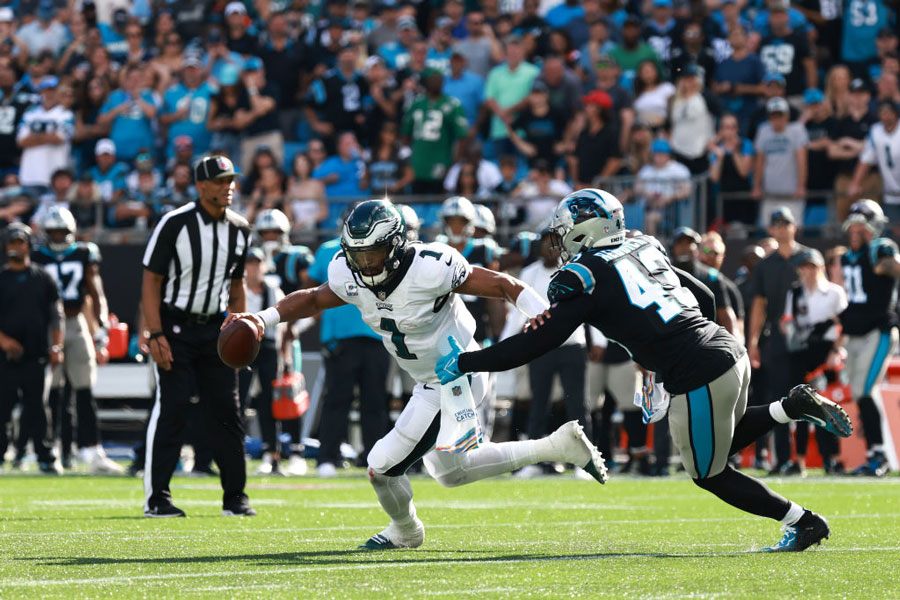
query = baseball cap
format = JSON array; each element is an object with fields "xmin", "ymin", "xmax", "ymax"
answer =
[
  {"xmin": 766, "ymin": 96, "xmax": 790, "ymax": 114},
  {"xmin": 183, "ymin": 55, "xmax": 203, "ymax": 69},
  {"xmin": 436, "ymin": 16, "xmax": 453, "ymax": 29},
  {"xmin": 677, "ymin": 62, "xmax": 702, "ymax": 78},
  {"xmin": 763, "ymin": 72, "xmax": 786, "ymax": 86},
  {"xmin": 364, "ymin": 55, "xmax": 384, "ymax": 72},
  {"xmin": 770, "ymin": 0, "xmax": 790, "ymax": 11},
  {"xmin": 4, "ymin": 222, "xmax": 32, "ymax": 244},
  {"xmin": 803, "ymin": 88, "xmax": 824, "ymax": 104},
  {"xmin": 242, "ymin": 56, "xmax": 263, "ymax": 71},
  {"xmin": 797, "ymin": 248, "xmax": 824, "ymax": 267},
  {"xmin": 247, "ymin": 246, "xmax": 266, "ymax": 262},
  {"xmin": 225, "ymin": 1, "xmax": 247, "ymax": 15},
  {"xmin": 95, "ymin": 138, "xmax": 116, "ymax": 156},
  {"xmin": 420, "ymin": 66, "xmax": 443, "ymax": 80},
  {"xmin": 651, "ymin": 138, "xmax": 671, "ymax": 154},
  {"xmin": 850, "ymin": 78, "xmax": 870, "ymax": 93},
  {"xmin": 769, "ymin": 206, "xmax": 796, "ymax": 226},
  {"xmin": 38, "ymin": 76, "xmax": 59, "ymax": 91},
  {"xmin": 195, "ymin": 155, "xmax": 238, "ymax": 181},
  {"xmin": 673, "ymin": 226, "xmax": 702, "ymax": 244},
  {"xmin": 0, "ymin": 7, "xmax": 14, "ymax": 22},
  {"xmin": 583, "ymin": 89, "xmax": 613, "ymax": 109},
  {"xmin": 398, "ymin": 15, "xmax": 417, "ymax": 30}
]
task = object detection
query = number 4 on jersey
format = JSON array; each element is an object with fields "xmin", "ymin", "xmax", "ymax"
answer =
[{"xmin": 615, "ymin": 246, "xmax": 697, "ymax": 323}]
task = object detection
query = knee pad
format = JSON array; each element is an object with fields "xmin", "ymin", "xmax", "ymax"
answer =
[{"xmin": 366, "ymin": 439, "xmax": 392, "ymax": 475}]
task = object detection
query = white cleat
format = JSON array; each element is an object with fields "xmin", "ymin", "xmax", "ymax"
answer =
[
  {"xmin": 548, "ymin": 421, "xmax": 609, "ymax": 484},
  {"xmin": 317, "ymin": 462, "xmax": 337, "ymax": 478},
  {"xmin": 359, "ymin": 519, "xmax": 425, "ymax": 550},
  {"xmin": 514, "ymin": 464, "xmax": 543, "ymax": 479},
  {"xmin": 84, "ymin": 446, "xmax": 125, "ymax": 475},
  {"xmin": 256, "ymin": 453, "xmax": 274, "ymax": 475},
  {"xmin": 286, "ymin": 455, "xmax": 308, "ymax": 476}
]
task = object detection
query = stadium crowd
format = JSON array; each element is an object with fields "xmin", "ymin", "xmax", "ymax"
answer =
[{"xmin": 0, "ymin": 0, "xmax": 898, "ymax": 480}]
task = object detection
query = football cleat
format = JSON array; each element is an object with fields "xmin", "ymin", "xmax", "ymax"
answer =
[
  {"xmin": 144, "ymin": 503, "xmax": 186, "ymax": 518},
  {"xmin": 763, "ymin": 511, "xmax": 829, "ymax": 552},
  {"xmin": 851, "ymin": 452, "xmax": 891, "ymax": 477},
  {"xmin": 222, "ymin": 498, "xmax": 257, "ymax": 517},
  {"xmin": 359, "ymin": 520, "xmax": 425, "ymax": 551},
  {"xmin": 548, "ymin": 421, "xmax": 609, "ymax": 484},
  {"xmin": 783, "ymin": 385, "xmax": 853, "ymax": 437}
]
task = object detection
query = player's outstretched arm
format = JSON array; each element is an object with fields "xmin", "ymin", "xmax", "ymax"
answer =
[
  {"xmin": 436, "ymin": 294, "xmax": 590, "ymax": 383},
  {"xmin": 222, "ymin": 283, "xmax": 345, "ymax": 341},
  {"xmin": 455, "ymin": 266, "xmax": 549, "ymax": 317}
]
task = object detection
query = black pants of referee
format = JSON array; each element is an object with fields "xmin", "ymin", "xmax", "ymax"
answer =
[
  {"xmin": 318, "ymin": 337, "xmax": 390, "ymax": 467},
  {"xmin": 145, "ymin": 315, "xmax": 247, "ymax": 510},
  {"xmin": 0, "ymin": 358, "xmax": 54, "ymax": 464},
  {"xmin": 527, "ymin": 345, "xmax": 591, "ymax": 440}
]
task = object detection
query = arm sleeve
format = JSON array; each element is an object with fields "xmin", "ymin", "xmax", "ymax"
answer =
[
  {"xmin": 673, "ymin": 266, "xmax": 716, "ymax": 321},
  {"xmin": 458, "ymin": 293, "xmax": 592, "ymax": 374}
]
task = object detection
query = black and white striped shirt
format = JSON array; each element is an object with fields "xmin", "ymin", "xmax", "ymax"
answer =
[{"xmin": 142, "ymin": 202, "xmax": 251, "ymax": 316}]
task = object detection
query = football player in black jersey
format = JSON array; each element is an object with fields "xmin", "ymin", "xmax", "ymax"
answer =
[
  {"xmin": 839, "ymin": 200, "xmax": 900, "ymax": 477},
  {"xmin": 437, "ymin": 188, "xmax": 855, "ymax": 552},
  {"xmin": 30, "ymin": 206, "xmax": 123, "ymax": 473}
]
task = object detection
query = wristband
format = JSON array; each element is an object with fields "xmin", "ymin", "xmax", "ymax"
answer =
[
  {"xmin": 258, "ymin": 307, "xmax": 281, "ymax": 331},
  {"xmin": 515, "ymin": 285, "xmax": 550, "ymax": 318}
]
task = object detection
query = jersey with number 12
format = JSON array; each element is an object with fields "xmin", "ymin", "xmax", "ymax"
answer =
[
  {"xmin": 327, "ymin": 241, "xmax": 478, "ymax": 383},
  {"xmin": 860, "ymin": 122, "xmax": 900, "ymax": 200}
]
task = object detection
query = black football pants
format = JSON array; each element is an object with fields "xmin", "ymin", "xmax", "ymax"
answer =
[
  {"xmin": 0, "ymin": 358, "xmax": 54, "ymax": 463},
  {"xmin": 527, "ymin": 344, "xmax": 591, "ymax": 440}
]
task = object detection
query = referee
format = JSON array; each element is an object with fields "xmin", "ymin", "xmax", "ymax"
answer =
[{"xmin": 140, "ymin": 155, "xmax": 254, "ymax": 517}]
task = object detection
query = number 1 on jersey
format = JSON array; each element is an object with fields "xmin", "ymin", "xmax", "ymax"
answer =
[{"xmin": 380, "ymin": 317, "xmax": 417, "ymax": 359}]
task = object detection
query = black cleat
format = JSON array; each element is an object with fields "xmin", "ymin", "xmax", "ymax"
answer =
[
  {"xmin": 222, "ymin": 498, "xmax": 257, "ymax": 516},
  {"xmin": 763, "ymin": 511, "xmax": 830, "ymax": 552},
  {"xmin": 144, "ymin": 503, "xmax": 186, "ymax": 518},
  {"xmin": 783, "ymin": 385, "xmax": 853, "ymax": 437},
  {"xmin": 38, "ymin": 461, "xmax": 61, "ymax": 475}
]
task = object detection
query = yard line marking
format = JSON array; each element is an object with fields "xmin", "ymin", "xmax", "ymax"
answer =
[{"xmin": 6, "ymin": 546, "xmax": 900, "ymax": 588}]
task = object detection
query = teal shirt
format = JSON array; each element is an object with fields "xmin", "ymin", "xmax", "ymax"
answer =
[
  {"xmin": 484, "ymin": 61, "xmax": 540, "ymax": 139},
  {"xmin": 308, "ymin": 239, "xmax": 380, "ymax": 345}
]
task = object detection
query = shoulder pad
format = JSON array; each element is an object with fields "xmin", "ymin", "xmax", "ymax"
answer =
[
  {"xmin": 872, "ymin": 238, "xmax": 898, "ymax": 263},
  {"xmin": 84, "ymin": 242, "xmax": 101, "ymax": 263},
  {"xmin": 548, "ymin": 262, "xmax": 595, "ymax": 304}
]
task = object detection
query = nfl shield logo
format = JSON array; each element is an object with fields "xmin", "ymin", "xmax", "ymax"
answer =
[{"xmin": 452, "ymin": 385, "xmax": 462, "ymax": 397}]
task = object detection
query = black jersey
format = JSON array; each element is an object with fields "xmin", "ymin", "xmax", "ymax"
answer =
[
  {"xmin": 308, "ymin": 69, "xmax": 369, "ymax": 142},
  {"xmin": 840, "ymin": 238, "xmax": 898, "ymax": 336},
  {"xmin": 269, "ymin": 245, "xmax": 314, "ymax": 295},
  {"xmin": 676, "ymin": 260, "xmax": 732, "ymax": 314},
  {"xmin": 31, "ymin": 242, "xmax": 100, "ymax": 312},
  {"xmin": 457, "ymin": 238, "xmax": 500, "ymax": 342}
]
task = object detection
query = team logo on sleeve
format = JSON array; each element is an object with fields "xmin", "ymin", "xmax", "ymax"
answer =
[
  {"xmin": 451, "ymin": 263, "xmax": 468, "ymax": 289},
  {"xmin": 344, "ymin": 282, "xmax": 359, "ymax": 297}
]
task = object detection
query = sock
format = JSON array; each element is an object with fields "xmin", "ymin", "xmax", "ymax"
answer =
[
  {"xmin": 869, "ymin": 444, "xmax": 885, "ymax": 457},
  {"xmin": 781, "ymin": 502, "xmax": 804, "ymax": 526},
  {"xmin": 769, "ymin": 401, "xmax": 792, "ymax": 424},
  {"xmin": 730, "ymin": 407, "xmax": 778, "ymax": 455},
  {"xmin": 369, "ymin": 470, "xmax": 417, "ymax": 530},
  {"xmin": 693, "ymin": 466, "xmax": 792, "ymax": 521}
]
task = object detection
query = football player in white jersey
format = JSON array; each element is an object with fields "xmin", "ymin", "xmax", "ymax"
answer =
[{"xmin": 225, "ymin": 199, "xmax": 608, "ymax": 550}]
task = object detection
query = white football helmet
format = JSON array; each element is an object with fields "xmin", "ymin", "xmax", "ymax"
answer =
[
  {"xmin": 41, "ymin": 205, "xmax": 77, "ymax": 251},
  {"xmin": 549, "ymin": 188, "xmax": 625, "ymax": 262},
  {"xmin": 396, "ymin": 204, "xmax": 420, "ymax": 242},
  {"xmin": 843, "ymin": 199, "xmax": 888, "ymax": 236},
  {"xmin": 439, "ymin": 195, "xmax": 476, "ymax": 244},
  {"xmin": 254, "ymin": 208, "xmax": 291, "ymax": 254},
  {"xmin": 473, "ymin": 204, "xmax": 496, "ymax": 237}
]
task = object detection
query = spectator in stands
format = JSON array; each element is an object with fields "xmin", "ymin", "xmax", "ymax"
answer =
[
  {"xmin": 98, "ymin": 64, "xmax": 157, "ymax": 164},
  {"xmin": 642, "ymin": 0, "xmax": 684, "ymax": 64},
  {"xmin": 379, "ymin": 15, "xmax": 418, "ymax": 70},
  {"xmin": 402, "ymin": 68, "xmax": 469, "ymax": 194},
  {"xmin": 701, "ymin": 231, "xmax": 746, "ymax": 344},
  {"xmin": 494, "ymin": 155, "xmax": 522, "ymax": 195},
  {"xmin": 620, "ymin": 123, "xmax": 653, "ymax": 177},
  {"xmin": 152, "ymin": 30, "xmax": 184, "ymax": 81},
  {"xmin": 635, "ymin": 138, "xmax": 692, "ymax": 235},
  {"xmin": 224, "ymin": 2, "xmax": 257, "ymax": 57},
  {"xmin": 758, "ymin": 0, "xmax": 816, "ymax": 100},
  {"xmin": 531, "ymin": 55, "xmax": 583, "ymax": 118},
  {"xmin": 72, "ymin": 76, "xmax": 110, "ymax": 174},
  {"xmin": 565, "ymin": 0, "xmax": 604, "ymax": 50},
  {"xmin": 504, "ymin": 81, "xmax": 567, "ymax": 168},
  {"xmin": 307, "ymin": 139, "xmax": 327, "ymax": 172},
  {"xmin": 17, "ymin": 76, "xmax": 73, "ymax": 190},
  {"xmin": 126, "ymin": 152, "xmax": 163, "ymax": 197},
  {"xmin": 306, "ymin": 44, "xmax": 367, "ymax": 150},
  {"xmin": 158, "ymin": 163, "xmax": 195, "ymax": 218},
  {"xmin": 824, "ymin": 64, "xmax": 852, "ymax": 119},
  {"xmin": 444, "ymin": 51, "xmax": 485, "ymax": 129},
  {"xmin": 257, "ymin": 9, "xmax": 307, "ymax": 139},
  {"xmin": 593, "ymin": 57, "xmax": 635, "ymax": 151},
  {"xmin": 514, "ymin": 158, "xmax": 573, "ymax": 227},
  {"xmin": 841, "ymin": 0, "xmax": 890, "ymax": 78},
  {"xmin": 237, "ymin": 58, "xmax": 282, "ymax": 173},
  {"xmin": 669, "ymin": 63, "xmax": 717, "ymax": 175},
  {"xmin": 710, "ymin": 114, "xmax": 756, "ymax": 226},
  {"xmin": 427, "ymin": 17, "xmax": 455, "ymax": 75},
  {"xmin": 286, "ymin": 153, "xmax": 327, "ymax": 235},
  {"xmin": 88, "ymin": 138, "xmax": 127, "ymax": 204},
  {"xmin": 368, "ymin": 0, "xmax": 400, "ymax": 50},
  {"xmin": 313, "ymin": 131, "xmax": 367, "ymax": 200},
  {"xmin": 0, "ymin": 63, "xmax": 29, "ymax": 176},
  {"xmin": 367, "ymin": 121, "xmax": 413, "ymax": 195},
  {"xmin": 17, "ymin": 1, "xmax": 68, "ymax": 57},
  {"xmin": 30, "ymin": 168, "xmax": 74, "ymax": 230},
  {"xmin": 69, "ymin": 172, "xmax": 102, "ymax": 230},
  {"xmin": 444, "ymin": 139, "xmax": 502, "ymax": 196},
  {"xmin": 453, "ymin": 10, "xmax": 501, "ymax": 78},
  {"xmin": 207, "ymin": 64, "xmax": 248, "ymax": 167},
  {"xmin": 568, "ymin": 90, "xmax": 621, "ymax": 188},
  {"xmin": 752, "ymin": 97, "xmax": 809, "ymax": 225},
  {"xmin": 453, "ymin": 162, "xmax": 479, "ymax": 197},
  {"xmin": 802, "ymin": 88, "xmax": 837, "ymax": 203},
  {"xmin": 483, "ymin": 35, "xmax": 539, "ymax": 157},
  {"xmin": 669, "ymin": 21, "xmax": 717, "ymax": 88},
  {"xmin": 609, "ymin": 14, "xmax": 659, "ymax": 86},
  {"xmin": 241, "ymin": 147, "xmax": 278, "ymax": 196},
  {"xmin": 546, "ymin": 0, "xmax": 586, "ymax": 29},
  {"xmin": 849, "ymin": 100, "xmax": 900, "ymax": 225},
  {"xmin": 364, "ymin": 56, "xmax": 401, "ymax": 149},
  {"xmin": 633, "ymin": 60, "xmax": 674, "ymax": 129},
  {"xmin": 748, "ymin": 75, "xmax": 800, "ymax": 140},
  {"xmin": 713, "ymin": 26, "xmax": 765, "ymax": 136},
  {"xmin": 159, "ymin": 56, "xmax": 213, "ymax": 161},
  {"xmin": 578, "ymin": 20, "xmax": 615, "ymax": 89},
  {"xmin": 122, "ymin": 21, "xmax": 149, "ymax": 67},
  {"xmin": 245, "ymin": 165, "xmax": 289, "ymax": 228},
  {"xmin": 830, "ymin": 79, "xmax": 879, "ymax": 220}
]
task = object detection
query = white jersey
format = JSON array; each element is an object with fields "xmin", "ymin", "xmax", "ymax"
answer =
[
  {"xmin": 16, "ymin": 103, "xmax": 74, "ymax": 187},
  {"xmin": 860, "ymin": 122, "xmax": 900, "ymax": 203},
  {"xmin": 328, "ymin": 241, "xmax": 478, "ymax": 383}
]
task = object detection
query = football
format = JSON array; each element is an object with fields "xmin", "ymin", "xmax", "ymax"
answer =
[{"xmin": 217, "ymin": 318, "xmax": 260, "ymax": 369}]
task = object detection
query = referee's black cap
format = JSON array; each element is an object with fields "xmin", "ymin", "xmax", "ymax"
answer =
[{"xmin": 195, "ymin": 155, "xmax": 238, "ymax": 182}]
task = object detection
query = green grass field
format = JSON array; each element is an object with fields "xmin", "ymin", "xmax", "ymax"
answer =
[{"xmin": 1, "ymin": 470, "xmax": 898, "ymax": 598}]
